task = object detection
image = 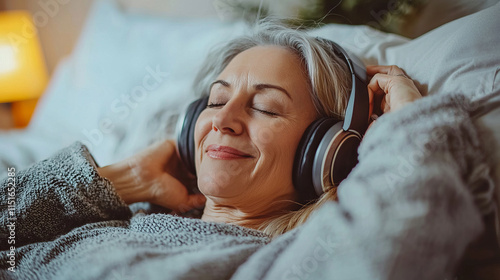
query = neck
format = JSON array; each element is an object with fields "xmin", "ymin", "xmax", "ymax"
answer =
[{"xmin": 201, "ymin": 194, "xmax": 298, "ymax": 230}]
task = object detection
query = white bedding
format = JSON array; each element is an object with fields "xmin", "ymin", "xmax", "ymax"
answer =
[{"xmin": 0, "ymin": 0, "xmax": 499, "ymax": 176}]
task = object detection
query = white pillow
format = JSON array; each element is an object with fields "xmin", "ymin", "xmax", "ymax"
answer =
[
  {"xmin": 386, "ymin": 2, "xmax": 500, "ymax": 99},
  {"xmin": 29, "ymin": 0, "xmax": 248, "ymax": 165},
  {"xmin": 3, "ymin": 0, "xmax": 499, "ymax": 172},
  {"xmin": 312, "ymin": 3, "xmax": 500, "ymax": 99}
]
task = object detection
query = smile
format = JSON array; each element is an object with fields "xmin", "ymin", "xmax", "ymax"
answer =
[{"xmin": 206, "ymin": 145, "xmax": 253, "ymax": 160}]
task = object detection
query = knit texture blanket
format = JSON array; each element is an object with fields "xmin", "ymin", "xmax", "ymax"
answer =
[{"xmin": 0, "ymin": 93, "xmax": 494, "ymax": 280}]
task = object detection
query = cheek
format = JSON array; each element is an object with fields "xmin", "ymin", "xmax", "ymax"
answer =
[
  {"xmin": 194, "ymin": 111, "xmax": 213, "ymax": 166},
  {"xmin": 252, "ymin": 120, "xmax": 305, "ymax": 165},
  {"xmin": 251, "ymin": 119, "xmax": 288, "ymax": 147}
]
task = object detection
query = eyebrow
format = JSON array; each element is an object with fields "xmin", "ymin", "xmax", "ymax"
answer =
[{"xmin": 209, "ymin": 80, "xmax": 292, "ymax": 100}]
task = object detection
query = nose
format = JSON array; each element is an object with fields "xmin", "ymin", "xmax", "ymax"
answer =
[{"xmin": 212, "ymin": 100, "xmax": 244, "ymax": 135}]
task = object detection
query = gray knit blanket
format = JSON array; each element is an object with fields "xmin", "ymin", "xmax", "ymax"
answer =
[{"xmin": 0, "ymin": 93, "xmax": 495, "ymax": 280}]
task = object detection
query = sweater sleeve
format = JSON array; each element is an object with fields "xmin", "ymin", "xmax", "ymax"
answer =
[
  {"xmin": 0, "ymin": 142, "xmax": 132, "ymax": 249},
  {"xmin": 233, "ymin": 93, "xmax": 489, "ymax": 280}
]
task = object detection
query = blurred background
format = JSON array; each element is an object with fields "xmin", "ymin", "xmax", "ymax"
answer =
[
  {"xmin": 0, "ymin": 0, "xmax": 497, "ymax": 129},
  {"xmin": 0, "ymin": 0, "xmax": 498, "ymax": 181}
]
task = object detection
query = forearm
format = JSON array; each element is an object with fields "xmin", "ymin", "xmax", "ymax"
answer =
[
  {"xmin": 0, "ymin": 142, "xmax": 132, "ymax": 249},
  {"xmin": 97, "ymin": 139, "xmax": 205, "ymax": 213},
  {"xmin": 98, "ymin": 162, "xmax": 151, "ymax": 205}
]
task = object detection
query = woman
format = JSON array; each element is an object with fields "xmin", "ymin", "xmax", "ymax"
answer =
[
  {"xmin": 98, "ymin": 23, "xmax": 423, "ymax": 235},
  {"xmin": 0, "ymin": 21, "xmax": 491, "ymax": 279}
]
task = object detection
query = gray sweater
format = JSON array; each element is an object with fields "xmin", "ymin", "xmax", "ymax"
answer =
[{"xmin": 0, "ymin": 93, "xmax": 494, "ymax": 280}]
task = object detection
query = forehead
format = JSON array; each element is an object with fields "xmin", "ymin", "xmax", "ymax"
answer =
[{"xmin": 216, "ymin": 45, "xmax": 310, "ymax": 93}]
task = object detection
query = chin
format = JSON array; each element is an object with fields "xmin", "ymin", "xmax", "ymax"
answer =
[
  {"xmin": 196, "ymin": 158, "xmax": 250, "ymax": 194},
  {"xmin": 197, "ymin": 172, "xmax": 242, "ymax": 198}
]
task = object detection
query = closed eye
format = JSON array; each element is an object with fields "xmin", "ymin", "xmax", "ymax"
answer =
[
  {"xmin": 207, "ymin": 103, "xmax": 279, "ymax": 117},
  {"xmin": 252, "ymin": 108, "xmax": 278, "ymax": 116},
  {"xmin": 206, "ymin": 103, "xmax": 225, "ymax": 108}
]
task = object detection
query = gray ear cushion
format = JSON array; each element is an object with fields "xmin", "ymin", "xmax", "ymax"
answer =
[
  {"xmin": 177, "ymin": 96, "xmax": 209, "ymax": 176},
  {"xmin": 330, "ymin": 135, "xmax": 360, "ymax": 186},
  {"xmin": 292, "ymin": 38, "xmax": 368, "ymax": 203},
  {"xmin": 178, "ymin": 39, "xmax": 368, "ymax": 205},
  {"xmin": 180, "ymin": 97, "xmax": 361, "ymax": 203},
  {"xmin": 293, "ymin": 117, "xmax": 341, "ymax": 203},
  {"xmin": 311, "ymin": 127, "xmax": 361, "ymax": 194}
]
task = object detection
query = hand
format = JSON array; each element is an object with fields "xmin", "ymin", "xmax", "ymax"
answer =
[
  {"xmin": 98, "ymin": 140, "xmax": 206, "ymax": 212},
  {"xmin": 366, "ymin": 65, "xmax": 422, "ymax": 129}
]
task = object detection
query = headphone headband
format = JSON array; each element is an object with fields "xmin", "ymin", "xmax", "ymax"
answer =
[
  {"xmin": 316, "ymin": 38, "xmax": 369, "ymax": 135},
  {"xmin": 177, "ymin": 37, "xmax": 370, "ymax": 202},
  {"xmin": 291, "ymin": 38, "xmax": 369, "ymax": 202}
]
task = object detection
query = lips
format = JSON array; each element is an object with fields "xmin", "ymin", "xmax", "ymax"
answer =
[{"xmin": 206, "ymin": 144, "xmax": 253, "ymax": 160}]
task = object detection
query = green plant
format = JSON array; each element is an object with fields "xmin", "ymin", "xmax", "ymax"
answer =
[
  {"xmin": 214, "ymin": 0, "xmax": 427, "ymax": 35},
  {"xmin": 318, "ymin": 0, "xmax": 427, "ymax": 33}
]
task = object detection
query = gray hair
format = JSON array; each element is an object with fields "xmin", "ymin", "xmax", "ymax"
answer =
[
  {"xmin": 193, "ymin": 20, "xmax": 351, "ymax": 119},
  {"xmin": 193, "ymin": 19, "xmax": 352, "ymax": 238}
]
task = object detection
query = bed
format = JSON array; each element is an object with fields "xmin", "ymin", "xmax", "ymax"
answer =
[
  {"xmin": 0, "ymin": 0, "xmax": 498, "ymax": 169},
  {"xmin": 0, "ymin": 0, "xmax": 499, "ymax": 278},
  {"xmin": 0, "ymin": 0, "xmax": 497, "ymax": 170}
]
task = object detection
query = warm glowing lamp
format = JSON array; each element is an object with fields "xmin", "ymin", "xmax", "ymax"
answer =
[{"xmin": 0, "ymin": 11, "xmax": 49, "ymax": 128}]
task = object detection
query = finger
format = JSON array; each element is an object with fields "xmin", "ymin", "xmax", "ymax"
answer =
[
  {"xmin": 381, "ymin": 97, "xmax": 390, "ymax": 113},
  {"xmin": 368, "ymin": 83, "xmax": 373, "ymax": 119},
  {"xmin": 146, "ymin": 139, "xmax": 175, "ymax": 162},
  {"xmin": 154, "ymin": 173, "xmax": 206, "ymax": 212},
  {"xmin": 366, "ymin": 65, "xmax": 404, "ymax": 76},
  {"xmin": 186, "ymin": 194, "xmax": 206, "ymax": 209},
  {"xmin": 368, "ymin": 82, "xmax": 386, "ymax": 118},
  {"xmin": 369, "ymin": 73, "xmax": 410, "ymax": 114},
  {"xmin": 173, "ymin": 194, "xmax": 206, "ymax": 213},
  {"xmin": 151, "ymin": 175, "xmax": 189, "ymax": 206},
  {"xmin": 366, "ymin": 119, "xmax": 376, "ymax": 133},
  {"xmin": 367, "ymin": 73, "xmax": 388, "ymax": 116},
  {"xmin": 367, "ymin": 73, "xmax": 388, "ymax": 99},
  {"xmin": 366, "ymin": 65, "xmax": 405, "ymax": 77},
  {"xmin": 367, "ymin": 73, "xmax": 400, "ymax": 96}
]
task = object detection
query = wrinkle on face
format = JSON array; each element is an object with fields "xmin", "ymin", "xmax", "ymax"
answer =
[{"xmin": 195, "ymin": 45, "xmax": 318, "ymax": 227}]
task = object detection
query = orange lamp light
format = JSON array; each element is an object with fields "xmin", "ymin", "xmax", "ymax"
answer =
[{"xmin": 0, "ymin": 11, "xmax": 49, "ymax": 128}]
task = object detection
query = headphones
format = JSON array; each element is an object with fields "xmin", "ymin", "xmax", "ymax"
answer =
[{"xmin": 177, "ymin": 38, "xmax": 369, "ymax": 203}]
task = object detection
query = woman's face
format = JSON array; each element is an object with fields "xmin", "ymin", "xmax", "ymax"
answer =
[{"xmin": 194, "ymin": 46, "xmax": 318, "ymax": 207}]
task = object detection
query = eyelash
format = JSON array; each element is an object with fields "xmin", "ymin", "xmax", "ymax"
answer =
[{"xmin": 206, "ymin": 103, "xmax": 279, "ymax": 116}]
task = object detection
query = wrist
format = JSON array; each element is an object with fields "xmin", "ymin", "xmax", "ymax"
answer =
[{"xmin": 97, "ymin": 161, "xmax": 150, "ymax": 205}]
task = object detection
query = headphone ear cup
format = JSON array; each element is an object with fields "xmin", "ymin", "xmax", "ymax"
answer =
[
  {"xmin": 312, "ymin": 127, "xmax": 361, "ymax": 191},
  {"xmin": 293, "ymin": 117, "xmax": 341, "ymax": 203},
  {"xmin": 177, "ymin": 96, "xmax": 209, "ymax": 176}
]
